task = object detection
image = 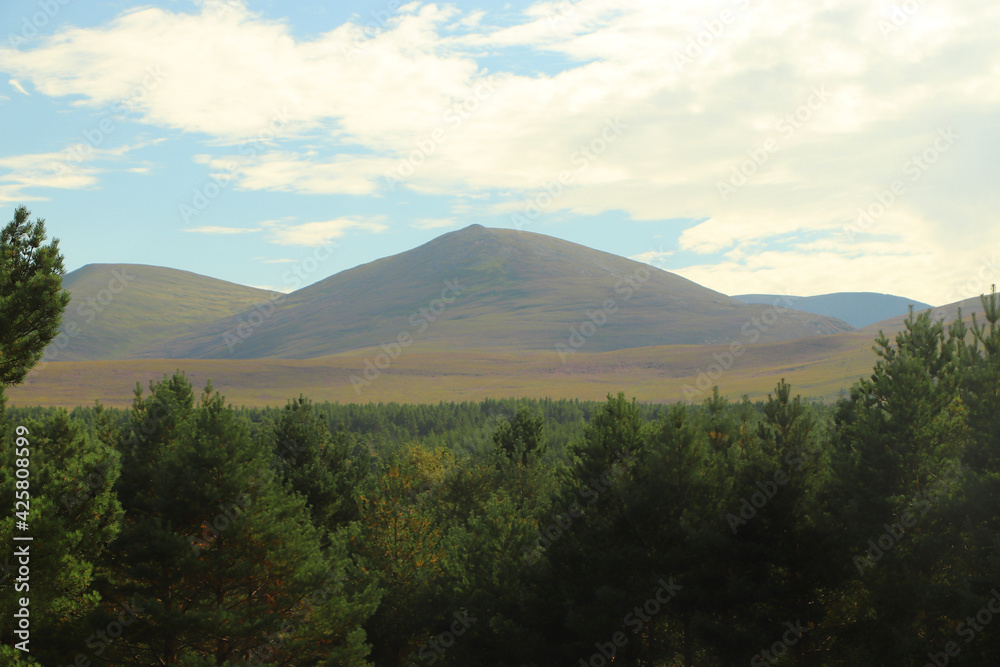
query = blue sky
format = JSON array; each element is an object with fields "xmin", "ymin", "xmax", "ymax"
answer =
[{"xmin": 1, "ymin": 0, "xmax": 998, "ymax": 305}]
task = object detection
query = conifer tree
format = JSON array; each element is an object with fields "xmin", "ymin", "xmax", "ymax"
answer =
[
  {"xmin": 267, "ymin": 395, "xmax": 364, "ymax": 535},
  {"xmin": 820, "ymin": 311, "xmax": 972, "ymax": 662},
  {"xmin": 97, "ymin": 374, "xmax": 375, "ymax": 664},
  {"xmin": 0, "ymin": 410, "xmax": 122, "ymax": 664},
  {"xmin": 352, "ymin": 444, "xmax": 453, "ymax": 666},
  {"xmin": 0, "ymin": 206, "xmax": 70, "ymax": 388},
  {"xmin": 492, "ymin": 406, "xmax": 546, "ymax": 466}
]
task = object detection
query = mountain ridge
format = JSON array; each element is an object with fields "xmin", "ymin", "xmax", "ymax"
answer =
[
  {"xmin": 52, "ymin": 225, "xmax": 855, "ymax": 361},
  {"xmin": 734, "ymin": 292, "xmax": 934, "ymax": 328}
]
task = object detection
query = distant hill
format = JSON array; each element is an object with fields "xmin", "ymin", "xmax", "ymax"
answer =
[
  {"xmin": 734, "ymin": 292, "xmax": 933, "ymax": 329},
  {"xmin": 134, "ymin": 225, "xmax": 852, "ymax": 359},
  {"xmin": 51, "ymin": 264, "xmax": 282, "ymax": 361},
  {"xmin": 860, "ymin": 295, "xmax": 991, "ymax": 334},
  {"xmin": 18, "ymin": 286, "xmax": 994, "ymax": 408}
]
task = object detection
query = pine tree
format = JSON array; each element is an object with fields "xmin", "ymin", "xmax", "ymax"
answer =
[
  {"xmin": 96, "ymin": 374, "xmax": 375, "ymax": 664},
  {"xmin": 820, "ymin": 310, "xmax": 972, "ymax": 662},
  {"xmin": 0, "ymin": 409, "xmax": 122, "ymax": 663},
  {"xmin": 352, "ymin": 444, "xmax": 454, "ymax": 666},
  {"xmin": 0, "ymin": 206, "xmax": 71, "ymax": 388},
  {"xmin": 492, "ymin": 407, "xmax": 546, "ymax": 466},
  {"xmin": 267, "ymin": 395, "xmax": 364, "ymax": 538}
]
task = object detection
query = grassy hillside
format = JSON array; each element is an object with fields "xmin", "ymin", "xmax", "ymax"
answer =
[
  {"xmin": 10, "ymin": 330, "xmax": 879, "ymax": 408},
  {"xmin": 859, "ymin": 295, "xmax": 989, "ymax": 334},
  {"xmin": 52, "ymin": 264, "xmax": 282, "ymax": 361},
  {"xmin": 146, "ymin": 225, "xmax": 853, "ymax": 359},
  {"xmin": 19, "ymin": 293, "xmax": 990, "ymax": 408}
]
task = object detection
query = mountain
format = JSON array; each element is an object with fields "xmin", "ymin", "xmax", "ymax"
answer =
[
  {"xmin": 17, "ymin": 286, "xmax": 993, "ymax": 408},
  {"xmin": 104, "ymin": 224, "xmax": 853, "ymax": 360},
  {"xmin": 50, "ymin": 264, "xmax": 281, "ymax": 361},
  {"xmin": 733, "ymin": 292, "xmax": 933, "ymax": 329},
  {"xmin": 860, "ymin": 295, "xmax": 991, "ymax": 333}
]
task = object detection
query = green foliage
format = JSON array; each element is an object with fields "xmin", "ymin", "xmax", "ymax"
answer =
[
  {"xmin": 0, "ymin": 409, "xmax": 122, "ymax": 662},
  {"xmin": 91, "ymin": 374, "xmax": 375, "ymax": 665},
  {"xmin": 492, "ymin": 406, "xmax": 546, "ymax": 465},
  {"xmin": 267, "ymin": 395, "xmax": 365, "ymax": 535},
  {"xmin": 0, "ymin": 206, "xmax": 70, "ymax": 387},
  {"xmin": 4, "ymin": 295, "xmax": 1000, "ymax": 664}
]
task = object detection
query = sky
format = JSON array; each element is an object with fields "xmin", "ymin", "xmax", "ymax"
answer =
[{"xmin": 1, "ymin": 0, "xmax": 997, "ymax": 306}]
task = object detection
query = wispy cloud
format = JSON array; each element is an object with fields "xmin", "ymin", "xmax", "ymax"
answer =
[
  {"xmin": 0, "ymin": 0, "xmax": 996, "ymax": 302},
  {"xmin": 630, "ymin": 250, "xmax": 674, "ymax": 265},
  {"xmin": 262, "ymin": 217, "xmax": 388, "ymax": 246},
  {"xmin": 0, "ymin": 150, "xmax": 101, "ymax": 203},
  {"xmin": 8, "ymin": 79, "xmax": 28, "ymax": 96},
  {"xmin": 413, "ymin": 217, "xmax": 461, "ymax": 230}
]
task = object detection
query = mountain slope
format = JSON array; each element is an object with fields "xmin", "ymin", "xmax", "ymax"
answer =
[
  {"xmin": 50, "ymin": 264, "xmax": 282, "ymax": 361},
  {"xmin": 734, "ymin": 292, "xmax": 933, "ymax": 328},
  {"xmin": 860, "ymin": 295, "xmax": 990, "ymax": 334},
  {"xmin": 17, "ymin": 291, "xmax": 992, "ymax": 408},
  {"xmin": 145, "ymin": 224, "xmax": 853, "ymax": 359}
]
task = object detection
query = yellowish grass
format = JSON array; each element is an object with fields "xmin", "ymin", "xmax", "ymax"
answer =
[{"xmin": 8, "ymin": 331, "xmax": 881, "ymax": 408}]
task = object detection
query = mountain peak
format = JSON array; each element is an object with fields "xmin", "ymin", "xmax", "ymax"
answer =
[{"xmin": 127, "ymin": 225, "xmax": 853, "ymax": 359}]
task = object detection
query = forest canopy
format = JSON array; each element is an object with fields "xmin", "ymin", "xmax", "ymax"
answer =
[{"xmin": 1, "ymin": 292, "xmax": 999, "ymax": 665}]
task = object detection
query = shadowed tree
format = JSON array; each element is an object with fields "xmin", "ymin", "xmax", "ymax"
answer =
[{"xmin": 97, "ymin": 374, "xmax": 376, "ymax": 665}]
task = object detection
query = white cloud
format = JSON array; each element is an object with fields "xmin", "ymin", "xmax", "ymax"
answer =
[
  {"xmin": 630, "ymin": 250, "xmax": 674, "ymax": 266},
  {"xmin": 262, "ymin": 217, "xmax": 388, "ymax": 246},
  {"xmin": 0, "ymin": 0, "xmax": 997, "ymax": 303},
  {"xmin": 413, "ymin": 217, "xmax": 461, "ymax": 230},
  {"xmin": 0, "ymin": 142, "xmax": 158, "ymax": 203},
  {"xmin": 8, "ymin": 79, "xmax": 28, "ymax": 95},
  {"xmin": 0, "ymin": 150, "xmax": 101, "ymax": 203}
]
